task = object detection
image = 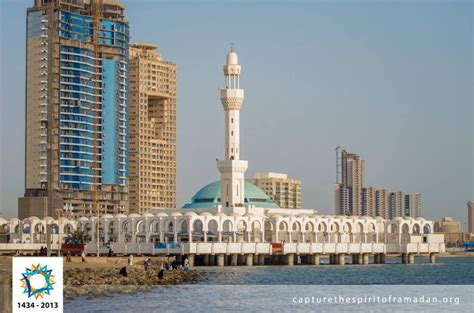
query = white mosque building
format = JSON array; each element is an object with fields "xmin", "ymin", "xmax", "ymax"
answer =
[{"xmin": 0, "ymin": 48, "xmax": 445, "ymax": 266}]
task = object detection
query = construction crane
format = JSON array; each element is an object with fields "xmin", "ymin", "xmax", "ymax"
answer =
[{"xmin": 91, "ymin": 0, "xmax": 103, "ymax": 257}]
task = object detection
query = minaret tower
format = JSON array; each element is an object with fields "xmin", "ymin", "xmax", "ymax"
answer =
[{"xmin": 217, "ymin": 46, "xmax": 248, "ymax": 211}]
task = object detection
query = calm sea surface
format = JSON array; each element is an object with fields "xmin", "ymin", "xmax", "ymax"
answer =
[{"xmin": 65, "ymin": 257, "xmax": 474, "ymax": 312}]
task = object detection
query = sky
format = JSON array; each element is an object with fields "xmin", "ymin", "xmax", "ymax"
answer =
[{"xmin": 0, "ymin": 0, "xmax": 472, "ymax": 229}]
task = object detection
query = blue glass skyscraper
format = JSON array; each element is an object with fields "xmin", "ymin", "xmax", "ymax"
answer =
[{"xmin": 20, "ymin": 0, "xmax": 129, "ymax": 218}]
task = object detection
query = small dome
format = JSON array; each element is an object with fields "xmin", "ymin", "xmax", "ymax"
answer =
[
  {"xmin": 226, "ymin": 50, "xmax": 238, "ymax": 65},
  {"xmin": 115, "ymin": 214, "xmax": 127, "ymax": 218},
  {"xmin": 142, "ymin": 212, "xmax": 154, "ymax": 217}
]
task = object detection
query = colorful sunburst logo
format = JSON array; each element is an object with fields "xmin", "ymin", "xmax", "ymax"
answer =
[{"xmin": 20, "ymin": 263, "xmax": 56, "ymax": 299}]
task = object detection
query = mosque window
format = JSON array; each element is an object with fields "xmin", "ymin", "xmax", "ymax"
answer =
[{"xmin": 231, "ymin": 131, "xmax": 233, "ymax": 136}]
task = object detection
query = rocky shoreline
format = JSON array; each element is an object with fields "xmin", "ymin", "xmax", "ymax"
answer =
[{"xmin": 64, "ymin": 266, "xmax": 204, "ymax": 299}]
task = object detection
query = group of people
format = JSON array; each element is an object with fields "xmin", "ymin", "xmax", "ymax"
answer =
[
  {"xmin": 164, "ymin": 256, "xmax": 190, "ymax": 271},
  {"xmin": 117, "ymin": 255, "xmax": 190, "ymax": 280},
  {"xmin": 38, "ymin": 246, "xmax": 48, "ymax": 256}
]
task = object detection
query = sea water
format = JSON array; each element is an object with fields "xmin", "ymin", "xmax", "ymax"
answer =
[{"xmin": 65, "ymin": 257, "xmax": 474, "ymax": 312}]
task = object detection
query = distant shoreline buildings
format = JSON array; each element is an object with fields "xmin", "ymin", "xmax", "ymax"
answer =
[{"xmin": 334, "ymin": 149, "xmax": 421, "ymax": 219}]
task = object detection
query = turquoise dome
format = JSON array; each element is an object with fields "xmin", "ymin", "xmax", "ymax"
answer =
[{"xmin": 182, "ymin": 181, "xmax": 279, "ymax": 209}]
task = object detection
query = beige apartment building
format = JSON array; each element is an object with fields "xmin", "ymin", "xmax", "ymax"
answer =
[
  {"xmin": 128, "ymin": 44, "xmax": 177, "ymax": 213},
  {"xmin": 247, "ymin": 172, "xmax": 301, "ymax": 209}
]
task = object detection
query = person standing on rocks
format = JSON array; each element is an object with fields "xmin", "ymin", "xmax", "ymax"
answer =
[
  {"xmin": 81, "ymin": 250, "xmax": 86, "ymax": 263},
  {"xmin": 157, "ymin": 261, "xmax": 164, "ymax": 280},
  {"xmin": 128, "ymin": 254, "xmax": 134, "ymax": 266},
  {"xmin": 184, "ymin": 257, "xmax": 190, "ymax": 271}
]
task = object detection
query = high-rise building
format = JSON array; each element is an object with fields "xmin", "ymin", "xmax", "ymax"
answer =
[
  {"xmin": 362, "ymin": 187, "xmax": 376, "ymax": 216},
  {"xmin": 340, "ymin": 150, "xmax": 365, "ymax": 215},
  {"xmin": 19, "ymin": 0, "xmax": 129, "ymax": 218},
  {"xmin": 468, "ymin": 201, "xmax": 474, "ymax": 233},
  {"xmin": 334, "ymin": 183, "xmax": 349, "ymax": 215},
  {"xmin": 390, "ymin": 191, "xmax": 406, "ymax": 219},
  {"xmin": 375, "ymin": 189, "xmax": 390, "ymax": 219},
  {"xmin": 405, "ymin": 193, "xmax": 421, "ymax": 218},
  {"xmin": 128, "ymin": 44, "xmax": 177, "ymax": 213},
  {"xmin": 247, "ymin": 172, "xmax": 302, "ymax": 209}
]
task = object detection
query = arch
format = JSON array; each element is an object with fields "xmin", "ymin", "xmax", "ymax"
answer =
[
  {"xmin": 207, "ymin": 220, "xmax": 219, "ymax": 234},
  {"xmin": 343, "ymin": 222, "xmax": 352, "ymax": 233},
  {"xmin": 136, "ymin": 220, "xmax": 146, "ymax": 233},
  {"xmin": 355, "ymin": 222, "xmax": 364, "ymax": 233},
  {"xmin": 251, "ymin": 220, "xmax": 262, "ymax": 242},
  {"xmin": 423, "ymin": 224, "xmax": 432, "ymax": 234},
  {"xmin": 278, "ymin": 221, "xmax": 288, "ymax": 231},
  {"xmin": 222, "ymin": 220, "xmax": 233, "ymax": 233},
  {"xmin": 305, "ymin": 221, "xmax": 315, "ymax": 232},
  {"xmin": 121, "ymin": 220, "xmax": 132, "ymax": 242},
  {"xmin": 149, "ymin": 219, "xmax": 160, "ymax": 234},
  {"xmin": 192, "ymin": 220, "xmax": 204, "ymax": 233},
  {"xmin": 264, "ymin": 221, "xmax": 274, "ymax": 242},
  {"xmin": 330, "ymin": 221, "xmax": 340, "ymax": 233},
  {"xmin": 164, "ymin": 220, "xmax": 174, "ymax": 233},
  {"xmin": 291, "ymin": 221, "xmax": 302, "ymax": 232},
  {"xmin": 178, "ymin": 220, "xmax": 189, "ymax": 234},
  {"xmin": 237, "ymin": 220, "xmax": 247, "ymax": 232},
  {"xmin": 412, "ymin": 223, "xmax": 421, "ymax": 235},
  {"xmin": 34, "ymin": 223, "xmax": 45, "ymax": 234},
  {"xmin": 63, "ymin": 223, "xmax": 74, "ymax": 235},
  {"xmin": 317, "ymin": 222, "xmax": 327, "ymax": 232},
  {"xmin": 401, "ymin": 223, "xmax": 410, "ymax": 234},
  {"xmin": 251, "ymin": 220, "xmax": 262, "ymax": 232}
]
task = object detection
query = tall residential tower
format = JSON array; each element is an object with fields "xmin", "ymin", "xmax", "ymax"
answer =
[
  {"xmin": 335, "ymin": 150, "xmax": 365, "ymax": 215},
  {"xmin": 128, "ymin": 44, "xmax": 177, "ymax": 213},
  {"xmin": 19, "ymin": 0, "xmax": 129, "ymax": 218},
  {"xmin": 217, "ymin": 48, "xmax": 248, "ymax": 210}
]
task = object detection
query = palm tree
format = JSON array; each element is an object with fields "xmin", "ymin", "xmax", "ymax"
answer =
[{"xmin": 65, "ymin": 229, "xmax": 86, "ymax": 244}]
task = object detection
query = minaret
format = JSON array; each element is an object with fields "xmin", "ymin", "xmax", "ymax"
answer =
[{"xmin": 217, "ymin": 46, "xmax": 248, "ymax": 210}]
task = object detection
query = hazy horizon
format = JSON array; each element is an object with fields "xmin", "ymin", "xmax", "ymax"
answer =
[{"xmin": 1, "ymin": 0, "xmax": 472, "ymax": 229}]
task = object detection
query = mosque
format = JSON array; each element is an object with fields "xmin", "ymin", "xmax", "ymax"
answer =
[{"xmin": 0, "ymin": 48, "xmax": 445, "ymax": 266}]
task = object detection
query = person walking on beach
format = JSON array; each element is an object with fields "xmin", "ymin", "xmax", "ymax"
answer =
[
  {"xmin": 128, "ymin": 254, "xmax": 134, "ymax": 266},
  {"xmin": 81, "ymin": 250, "xmax": 86, "ymax": 263},
  {"xmin": 66, "ymin": 251, "xmax": 72, "ymax": 262}
]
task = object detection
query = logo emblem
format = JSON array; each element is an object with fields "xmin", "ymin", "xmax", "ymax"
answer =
[{"xmin": 20, "ymin": 263, "xmax": 56, "ymax": 299}]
